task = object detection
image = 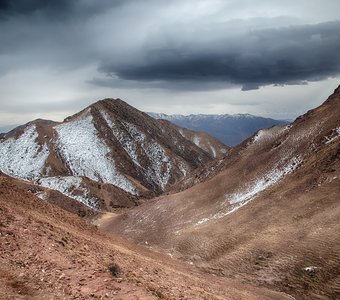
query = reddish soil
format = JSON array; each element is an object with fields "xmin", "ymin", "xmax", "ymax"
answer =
[
  {"xmin": 1, "ymin": 88, "xmax": 339, "ymax": 299},
  {"xmin": 0, "ymin": 174, "xmax": 290, "ymax": 299},
  {"xmin": 105, "ymin": 86, "xmax": 340, "ymax": 299}
]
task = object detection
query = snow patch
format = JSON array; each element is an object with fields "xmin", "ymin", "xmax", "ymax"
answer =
[
  {"xmin": 55, "ymin": 114, "xmax": 137, "ymax": 195},
  {"xmin": 143, "ymin": 142, "xmax": 172, "ymax": 190},
  {"xmin": 195, "ymin": 157, "xmax": 302, "ymax": 226},
  {"xmin": 100, "ymin": 111, "xmax": 141, "ymax": 167},
  {"xmin": 122, "ymin": 121, "xmax": 146, "ymax": 144},
  {"xmin": 208, "ymin": 142, "xmax": 217, "ymax": 158},
  {"xmin": 178, "ymin": 161, "xmax": 189, "ymax": 177},
  {"xmin": 34, "ymin": 191, "xmax": 48, "ymax": 200},
  {"xmin": 196, "ymin": 218, "xmax": 210, "ymax": 225},
  {"xmin": 253, "ymin": 129, "xmax": 269, "ymax": 142},
  {"xmin": 304, "ymin": 266, "xmax": 318, "ymax": 272},
  {"xmin": 227, "ymin": 157, "xmax": 301, "ymax": 207},
  {"xmin": 178, "ymin": 129, "xmax": 185, "ymax": 138},
  {"xmin": 0, "ymin": 125, "xmax": 49, "ymax": 180},
  {"xmin": 325, "ymin": 126, "xmax": 340, "ymax": 144},
  {"xmin": 253, "ymin": 125, "xmax": 290, "ymax": 144},
  {"xmin": 193, "ymin": 136, "xmax": 201, "ymax": 147},
  {"xmin": 122, "ymin": 121, "xmax": 172, "ymax": 190},
  {"xmin": 37, "ymin": 176, "xmax": 99, "ymax": 209}
]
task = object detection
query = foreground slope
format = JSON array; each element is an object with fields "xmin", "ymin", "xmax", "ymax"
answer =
[
  {"xmin": 0, "ymin": 173, "xmax": 290, "ymax": 300},
  {"xmin": 0, "ymin": 99, "xmax": 228, "ymax": 210},
  {"xmin": 105, "ymin": 86, "xmax": 340, "ymax": 299}
]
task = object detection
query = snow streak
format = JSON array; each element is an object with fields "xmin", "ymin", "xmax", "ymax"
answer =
[
  {"xmin": 123, "ymin": 121, "xmax": 172, "ymax": 190},
  {"xmin": 38, "ymin": 176, "xmax": 99, "ymax": 209},
  {"xmin": 101, "ymin": 110, "xmax": 173, "ymax": 191},
  {"xmin": 55, "ymin": 113, "xmax": 137, "ymax": 195},
  {"xmin": 325, "ymin": 126, "xmax": 340, "ymax": 144},
  {"xmin": 195, "ymin": 157, "xmax": 302, "ymax": 226}
]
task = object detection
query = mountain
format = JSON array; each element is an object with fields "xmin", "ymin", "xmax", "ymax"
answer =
[
  {"xmin": 104, "ymin": 86, "xmax": 340, "ymax": 299},
  {"xmin": 148, "ymin": 112, "xmax": 289, "ymax": 146},
  {"xmin": 157, "ymin": 119, "xmax": 229, "ymax": 159},
  {"xmin": 0, "ymin": 124, "xmax": 18, "ymax": 133},
  {"xmin": 0, "ymin": 172, "xmax": 291, "ymax": 299},
  {"xmin": 0, "ymin": 99, "xmax": 229, "ymax": 210}
]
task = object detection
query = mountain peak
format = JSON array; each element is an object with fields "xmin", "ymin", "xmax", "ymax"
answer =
[
  {"xmin": 93, "ymin": 97, "xmax": 127, "ymax": 107},
  {"xmin": 0, "ymin": 98, "xmax": 228, "ymax": 210},
  {"xmin": 62, "ymin": 98, "xmax": 136, "ymax": 123},
  {"xmin": 91, "ymin": 98, "xmax": 133, "ymax": 110},
  {"xmin": 89, "ymin": 98, "xmax": 147, "ymax": 122}
]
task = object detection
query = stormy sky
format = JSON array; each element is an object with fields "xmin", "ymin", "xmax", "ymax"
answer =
[{"xmin": 0, "ymin": 0, "xmax": 340, "ymax": 128}]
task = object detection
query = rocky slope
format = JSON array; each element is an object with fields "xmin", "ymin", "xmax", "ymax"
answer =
[
  {"xmin": 157, "ymin": 119, "xmax": 229, "ymax": 159},
  {"xmin": 148, "ymin": 112, "xmax": 288, "ymax": 146},
  {"xmin": 0, "ymin": 172, "xmax": 291, "ymax": 299},
  {"xmin": 104, "ymin": 86, "xmax": 340, "ymax": 299},
  {"xmin": 0, "ymin": 99, "xmax": 229, "ymax": 210}
]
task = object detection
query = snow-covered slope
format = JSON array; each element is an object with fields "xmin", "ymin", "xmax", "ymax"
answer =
[
  {"xmin": 0, "ymin": 99, "xmax": 227, "ymax": 209},
  {"xmin": 37, "ymin": 176, "xmax": 99, "ymax": 209},
  {"xmin": 55, "ymin": 112, "xmax": 137, "ymax": 195},
  {"xmin": 0, "ymin": 125, "xmax": 49, "ymax": 180}
]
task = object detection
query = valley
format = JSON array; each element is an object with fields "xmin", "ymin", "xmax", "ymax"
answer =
[{"xmin": 0, "ymin": 86, "xmax": 339, "ymax": 299}]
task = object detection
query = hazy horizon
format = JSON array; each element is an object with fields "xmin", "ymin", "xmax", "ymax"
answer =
[{"xmin": 1, "ymin": 1, "xmax": 339, "ymax": 127}]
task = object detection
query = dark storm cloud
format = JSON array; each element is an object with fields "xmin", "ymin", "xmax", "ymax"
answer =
[
  {"xmin": 0, "ymin": 0, "xmax": 75, "ymax": 19},
  {"xmin": 0, "ymin": 0, "xmax": 124, "ymax": 19},
  {"xmin": 1, "ymin": 0, "xmax": 340, "ymax": 126},
  {"xmin": 0, "ymin": 1, "xmax": 106, "ymax": 76},
  {"xmin": 0, "ymin": 0, "xmax": 135, "ymax": 76},
  {"xmin": 0, "ymin": 0, "xmax": 340, "ymax": 95},
  {"xmin": 99, "ymin": 21, "xmax": 340, "ymax": 90}
]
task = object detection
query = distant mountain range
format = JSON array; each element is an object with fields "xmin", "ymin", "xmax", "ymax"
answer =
[
  {"xmin": 0, "ymin": 124, "xmax": 18, "ymax": 133},
  {"xmin": 148, "ymin": 112, "xmax": 289, "ymax": 146}
]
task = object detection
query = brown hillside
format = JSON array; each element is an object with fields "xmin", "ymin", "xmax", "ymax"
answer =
[
  {"xmin": 104, "ymin": 86, "xmax": 340, "ymax": 299},
  {"xmin": 0, "ymin": 173, "xmax": 290, "ymax": 299}
]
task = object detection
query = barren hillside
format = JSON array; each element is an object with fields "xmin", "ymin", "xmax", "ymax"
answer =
[
  {"xmin": 0, "ymin": 172, "xmax": 290, "ymax": 299},
  {"xmin": 104, "ymin": 86, "xmax": 340, "ymax": 299}
]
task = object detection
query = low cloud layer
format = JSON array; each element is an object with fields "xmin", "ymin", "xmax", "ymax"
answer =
[{"xmin": 0, "ymin": 0, "xmax": 340, "ymax": 124}]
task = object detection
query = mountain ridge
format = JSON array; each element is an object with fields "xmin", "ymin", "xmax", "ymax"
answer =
[
  {"xmin": 103, "ymin": 85, "xmax": 340, "ymax": 300},
  {"xmin": 0, "ymin": 87, "xmax": 339, "ymax": 299},
  {"xmin": 148, "ymin": 112, "xmax": 289, "ymax": 146},
  {"xmin": 0, "ymin": 98, "xmax": 229, "ymax": 210}
]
